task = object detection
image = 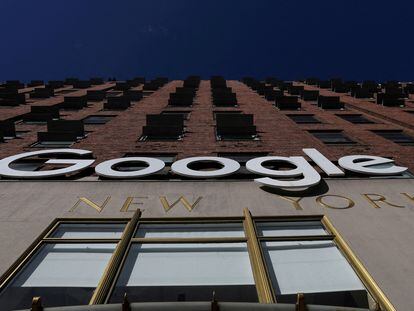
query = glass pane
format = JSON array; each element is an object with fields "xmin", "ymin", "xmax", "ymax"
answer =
[
  {"xmin": 375, "ymin": 131, "xmax": 414, "ymax": 143},
  {"xmin": 262, "ymin": 241, "xmax": 368, "ymax": 308},
  {"xmin": 0, "ymin": 243, "xmax": 116, "ymax": 310},
  {"xmin": 110, "ymin": 243, "xmax": 257, "ymax": 303},
  {"xmin": 288, "ymin": 115, "xmax": 320, "ymax": 124},
  {"xmin": 256, "ymin": 221, "xmax": 327, "ymax": 237},
  {"xmin": 312, "ymin": 132, "xmax": 354, "ymax": 144},
  {"xmin": 339, "ymin": 114, "xmax": 373, "ymax": 124},
  {"xmin": 33, "ymin": 141, "xmax": 74, "ymax": 148},
  {"xmin": 135, "ymin": 223, "xmax": 245, "ymax": 238},
  {"xmin": 50, "ymin": 223, "xmax": 126, "ymax": 238},
  {"xmin": 83, "ymin": 115, "xmax": 114, "ymax": 124}
]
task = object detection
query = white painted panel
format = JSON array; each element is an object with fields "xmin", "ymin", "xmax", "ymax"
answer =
[
  {"xmin": 13, "ymin": 243, "xmax": 116, "ymax": 287},
  {"xmin": 262, "ymin": 241, "xmax": 365, "ymax": 295},
  {"xmin": 117, "ymin": 243, "xmax": 254, "ymax": 286}
]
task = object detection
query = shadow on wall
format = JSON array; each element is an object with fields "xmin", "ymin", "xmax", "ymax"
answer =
[{"xmin": 260, "ymin": 179, "xmax": 329, "ymax": 198}]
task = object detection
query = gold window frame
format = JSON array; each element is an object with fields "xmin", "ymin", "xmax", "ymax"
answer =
[{"xmin": 0, "ymin": 209, "xmax": 395, "ymax": 311}]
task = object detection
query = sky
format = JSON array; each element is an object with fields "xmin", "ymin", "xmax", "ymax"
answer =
[{"xmin": 0, "ymin": 0, "xmax": 413, "ymax": 82}]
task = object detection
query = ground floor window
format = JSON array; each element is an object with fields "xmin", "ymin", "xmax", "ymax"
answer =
[
  {"xmin": 0, "ymin": 210, "xmax": 392, "ymax": 310},
  {"xmin": 110, "ymin": 242, "xmax": 257, "ymax": 303}
]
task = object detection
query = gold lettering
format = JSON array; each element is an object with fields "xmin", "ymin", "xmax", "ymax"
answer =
[
  {"xmin": 316, "ymin": 195, "xmax": 355, "ymax": 209},
  {"xmin": 160, "ymin": 195, "xmax": 202, "ymax": 212},
  {"xmin": 401, "ymin": 193, "xmax": 414, "ymax": 203},
  {"xmin": 120, "ymin": 196, "xmax": 148, "ymax": 212},
  {"xmin": 277, "ymin": 195, "xmax": 303, "ymax": 210},
  {"xmin": 69, "ymin": 196, "xmax": 111, "ymax": 213},
  {"xmin": 362, "ymin": 194, "xmax": 405, "ymax": 209}
]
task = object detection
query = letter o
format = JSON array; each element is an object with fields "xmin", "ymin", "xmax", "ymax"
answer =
[
  {"xmin": 316, "ymin": 195, "xmax": 355, "ymax": 209},
  {"xmin": 171, "ymin": 157, "xmax": 240, "ymax": 178},
  {"xmin": 95, "ymin": 157, "xmax": 165, "ymax": 178}
]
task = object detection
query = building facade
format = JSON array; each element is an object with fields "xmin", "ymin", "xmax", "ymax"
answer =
[{"xmin": 0, "ymin": 77, "xmax": 413, "ymax": 311}]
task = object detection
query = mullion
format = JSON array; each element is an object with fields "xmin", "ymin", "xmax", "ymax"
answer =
[
  {"xmin": 258, "ymin": 235, "xmax": 335, "ymax": 242},
  {"xmin": 243, "ymin": 209, "xmax": 275, "ymax": 303},
  {"xmin": 131, "ymin": 237, "xmax": 247, "ymax": 243},
  {"xmin": 103, "ymin": 227, "xmax": 137, "ymax": 304},
  {"xmin": 89, "ymin": 209, "xmax": 142, "ymax": 304},
  {"xmin": 45, "ymin": 220, "xmax": 129, "ymax": 239},
  {"xmin": 53, "ymin": 218, "xmax": 130, "ymax": 222},
  {"xmin": 43, "ymin": 239, "xmax": 121, "ymax": 243},
  {"xmin": 137, "ymin": 217, "xmax": 243, "ymax": 223},
  {"xmin": 253, "ymin": 215, "xmax": 324, "ymax": 222}
]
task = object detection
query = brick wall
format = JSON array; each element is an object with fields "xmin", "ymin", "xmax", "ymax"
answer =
[{"xmin": 1, "ymin": 79, "xmax": 414, "ymax": 172}]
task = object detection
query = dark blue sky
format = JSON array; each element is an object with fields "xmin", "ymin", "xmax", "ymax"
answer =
[{"xmin": 1, "ymin": 0, "xmax": 413, "ymax": 82}]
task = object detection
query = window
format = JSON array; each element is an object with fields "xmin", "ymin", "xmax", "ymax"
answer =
[
  {"xmin": 31, "ymin": 141, "xmax": 74, "ymax": 148},
  {"xmin": 309, "ymin": 130, "xmax": 355, "ymax": 144},
  {"xmin": 213, "ymin": 110, "xmax": 241, "ymax": 120},
  {"xmin": 255, "ymin": 218, "xmax": 368, "ymax": 308},
  {"xmin": 32, "ymin": 120, "xmax": 85, "ymax": 148},
  {"xmin": 0, "ymin": 221, "xmax": 127, "ymax": 310},
  {"xmin": 262, "ymin": 241, "xmax": 367, "ymax": 306},
  {"xmin": 275, "ymin": 96, "xmax": 301, "ymax": 110},
  {"xmin": 372, "ymin": 130, "xmax": 414, "ymax": 145},
  {"xmin": 161, "ymin": 111, "xmax": 190, "ymax": 120},
  {"xmin": 212, "ymin": 88, "xmax": 238, "ymax": 107},
  {"xmin": 216, "ymin": 113, "xmax": 257, "ymax": 141},
  {"xmin": 287, "ymin": 114, "xmax": 321, "ymax": 124},
  {"xmin": 103, "ymin": 96, "xmax": 131, "ymax": 110},
  {"xmin": 141, "ymin": 114, "xmax": 184, "ymax": 141},
  {"xmin": 217, "ymin": 152, "xmax": 268, "ymax": 164},
  {"xmin": 1, "ymin": 243, "xmax": 117, "ymax": 309},
  {"xmin": 135, "ymin": 223, "xmax": 245, "ymax": 238},
  {"xmin": 83, "ymin": 115, "xmax": 116, "ymax": 125},
  {"xmin": 256, "ymin": 221, "xmax": 327, "ymax": 237},
  {"xmin": 0, "ymin": 210, "xmax": 389, "ymax": 310},
  {"xmin": 318, "ymin": 96, "xmax": 344, "ymax": 110},
  {"xmin": 22, "ymin": 106, "xmax": 60, "ymax": 124},
  {"xmin": 22, "ymin": 119, "xmax": 52, "ymax": 125},
  {"xmin": 110, "ymin": 243, "xmax": 256, "ymax": 303},
  {"xmin": 15, "ymin": 130, "xmax": 29, "ymax": 138},
  {"xmin": 50, "ymin": 223, "xmax": 125, "ymax": 239},
  {"xmin": 0, "ymin": 120, "xmax": 17, "ymax": 139},
  {"xmin": 337, "ymin": 114, "xmax": 374, "ymax": 124}
]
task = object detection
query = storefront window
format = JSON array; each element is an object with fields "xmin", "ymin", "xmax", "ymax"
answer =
[
  {"xmin": 0, "ymin": 211, "xmax": 390, "ymax": 310},
  {"xmin": 110, "ymin": 242, "xmax": 257, "ymax": 303},
  {"xmin": 262, "ymin": 241, "xmax": 368, "ymax": 307},
  {"xmin": 135, "ymin": 222, "xmax": 244, "ymax": 238},
  {"xmin": 0, "ymin": 243, "xmax": 116, "ymax": 310},
  {"xmin": 256, "ymin": 221, "xmax": 327, "ymax": 237},
  {"xmin": 50, "ymin": 223, "xmax": 126, "ymax": 239}
]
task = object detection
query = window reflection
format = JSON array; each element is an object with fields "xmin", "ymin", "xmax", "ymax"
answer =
[
  {"xmin": 110, "ymin": 243, "xmax": 257, "ymax": 303},
  {"xmin": 0, "ymin": 243, "xmax": 116, "ymax": 311}
]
